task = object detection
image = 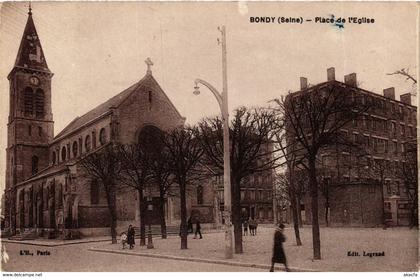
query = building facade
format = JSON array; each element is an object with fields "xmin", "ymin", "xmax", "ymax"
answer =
[{"xmin": 286, "ymin": 68, "xmax": 417, "ymax": 227}]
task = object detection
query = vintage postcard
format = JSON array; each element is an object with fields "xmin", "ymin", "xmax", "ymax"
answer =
[{"xmin": 0, "ymin": 1, "xmax": 418, "ymax": 273}]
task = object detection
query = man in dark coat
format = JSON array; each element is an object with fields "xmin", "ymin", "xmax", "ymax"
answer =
[
  {"xmin": 193, "ymin": 219, "xmax": 202, "ymax": 239},
  {"xmin": 270, "ymin": 223, "xmax": 290, "ymax": 272},
  {"xmin": 127, "ymin": 225, "xmax": 135, "ymax": 249}
]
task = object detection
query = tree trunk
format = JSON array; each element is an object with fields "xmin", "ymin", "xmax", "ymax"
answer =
[
  {"xmin": 180, "ymin": 180, "xmax": 188, "ymax": 249},
  {"xmin": 232, "ymin": 178, "xmax": 243, "ymax": 254},
  {"xmin": 325, "ymin": 192, "xmax": 329, "ymax": 227},
  {"xmin": 308, "ymin": 157, "xmax": 321, "ymax": 260},
  {"xmin": 106, "ymin": 188, "xmax": 118, "ymax": 244},
  {"xmin": 297, "ymin": 196, "xmax": 303, "ymax": 227},
  {"xmin": 159, "ymin": 190, "xmax": 167, "ymax": 239},
  {"xmin": 138, "ymin": 189, "xmax": 146, "ymax": 246},
  {"xmin": 290, "ymin": 193, "xmax": 302, "ymax": 246}
]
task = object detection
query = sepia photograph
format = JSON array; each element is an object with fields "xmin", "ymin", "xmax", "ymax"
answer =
[{"xmin": 0, "ymin": 1, "xmax": 418, "ymax": 273}]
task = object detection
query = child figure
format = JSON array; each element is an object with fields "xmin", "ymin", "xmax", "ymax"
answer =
[{"xmin": 121, "ymin": 232, "xmax": 128, "ymax": 249}]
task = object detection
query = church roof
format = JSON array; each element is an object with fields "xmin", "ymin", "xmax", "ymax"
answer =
[
  {"xmin": 54, "ymin": 76, "xmax": 147, "ymax": 141},
  {"xmin": 12, "ymin": 9, "xmax": 50, "ymax": 73},
  {"xmin": 54, "ymin": 72, "xmax": 183, "ymax": 141}
]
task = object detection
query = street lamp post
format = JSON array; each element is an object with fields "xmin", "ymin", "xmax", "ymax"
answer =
[
  {"xmin": 193, "ymin": 25, "xmax": 233, "ymax": 259},
  {"xmin": 146, "ymin": 194, "xmax": 154, "ymax": 249}
]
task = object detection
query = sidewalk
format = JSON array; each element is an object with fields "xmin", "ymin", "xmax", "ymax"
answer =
[
  {"xmin": 1, "ymin": 236, "xmax": 111, "ymax": 247},
  {"xmin": 89, "ymin": 226, "xmax": 418, "ymax": 272}
]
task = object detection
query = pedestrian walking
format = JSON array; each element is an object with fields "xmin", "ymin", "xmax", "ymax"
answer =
[
  {"xmin": 270, "ymin": 223, "xmax": 290, "ymax": 272},
  {"xmin": 249, "ymin": 218, "xmax": 256, "ymax": 236},
  {"xmin": 193, "ymin": 219, "xmax": 203, "ymax": 239},
  {"xmin": 127, "ymin": 225, "xmax": 135, "ymax": 249},
  {"xmin": 243, "ymin": 220, "xmax": 249, "ymax": 236}
]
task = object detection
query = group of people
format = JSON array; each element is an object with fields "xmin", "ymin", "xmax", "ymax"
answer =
[
  {"xmin": 121, "ymin": 224, "xmax": 136, "ymax": 249},
  {"xmin": 119, "ymin": 220, "xmax": 289, "ymax": 272},
  {"xmin": 242, "ymin": 218, "xmax": 258, "ymax": 236}
]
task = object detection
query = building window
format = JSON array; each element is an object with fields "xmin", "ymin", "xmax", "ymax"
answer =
[
  {"xmin": 197, "ymin": 185, "xmax": 203, "ymax": 205},
  {"xmin": 31, "ymin": 155, "xmax": 38, "ymax": 175},
  {"xmin": 90, "ymin": 179, "xmax": 99, "ymax": 205},
  {"xmin": 250, "ymin": 190, "xmax": 255, "ymax": 200},
  {"xmin": 85, "ymin": 135, "xmax": 91, "ymax": 152},
  {"xmin": 61, "ymin": 146, "xmax": 67, "ymax": 161},
  {"xmin": 38, "ymin": 126, "xmax": 42, "ymax": 137},
  {"xmin": 99, "ymin": 128, "xmax": 107, "ymax": 145},
  {"xmin": 148, "ymin": 91, "xmax": 152, "ymax": 110},
  {"xmin": 35, "ymin": 89, "xmax": 45, "ymax": 118},
  {"xmin": 72, "ymin": 141, "xmax": 78, "ymax": 157},
  {"xmin": 385, "ymin": 180, "xmax": 391, "ymax": 195},
  {"xmin": 240, "ymin": 190, "xmax": 245, "ymax": 201},
  {"xmin": 395, "ymin": 181, "xmax": 400, "ymax": 196},
  {"xmin": 24, "ymin": 87, "xmax": 34, "ymax": 115},
  {"xmin": 28, "ymin": 125, "xmax": 32, "ymax": 136}
]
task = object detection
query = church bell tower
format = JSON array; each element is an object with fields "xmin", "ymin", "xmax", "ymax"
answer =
[{"xmin": 5, "ymin": 6, "xmax": 54, "ymax": 195}]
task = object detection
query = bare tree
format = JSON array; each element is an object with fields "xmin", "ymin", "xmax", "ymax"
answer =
[
  {"xmin": 275, "ymin": 171, "xmax": 304, "ymax": 246},
  {"xmin": 387, "ymin": 68, "xmax": 417, "ymax": 95},
  {"xmin": 163, "ymin": 126, "xmax": 204, "ymax": 249},
  {"xmin": 147, "ymin": 142, "xmax": 175, "ymax": 239},
  {"xmin": 274, "ymin": 83, "xmax": 370, "ymax": 259},
  {"xmin": 387, "ymin": 68, "xmax": 417, "ymax": 84},
  {"xmin": 116, "ymin": 144, "xmax": 152, "ymax": 245},
  {"xmin": 397, "ymin": 141, "xmax": 418, "ymax": 228},
  {"xmin": 198, "ymin": 107, "xmax": 281, "ymax": 254},
  {"xmin": 274, "ymin": 132, "xmax": 305, "ymax": 245},
  {"xmin": 79, "ymin": 144, "xmax": 121, "ymax": 244}
]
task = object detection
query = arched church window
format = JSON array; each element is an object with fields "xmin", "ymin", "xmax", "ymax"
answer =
[
  {"xmin": 99, "ymin": 128, "xmax": 107, "ymax": 145},
  {"xmin": 31, "ymin": 155, "xmax": 38, "ymax": 175},
  {"xmin": 35, "ymin": 89, "xmax": 44, "ymax": 118},
  {"xmin": 52, "ymin": 151, "xmax": 56, "ymax": 165},
  {"xmin": 72, "ymin": 141, "xmax": 78, "ymax": 157},
  {"xmin": 197, "ymin": 185, "xmax": 203, "ymax": 205},
  {"xmin": 90, "ymin": 179, "xmax": 99, "ymax": 205},
  {"xmin": 24, "ymin": 87, "xmax": 33, "ymax": 115},
  {"xmin": 85, "ymin": 135, "xmax": 91, "ymax": 152},
  {"xmin": 61, "ymin": 146, "xmax": 67, "ymax": 161}
]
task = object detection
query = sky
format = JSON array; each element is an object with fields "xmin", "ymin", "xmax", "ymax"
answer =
[{"xmin": 0, "ymin": 1, "xmax": 418, "ymax": 194}]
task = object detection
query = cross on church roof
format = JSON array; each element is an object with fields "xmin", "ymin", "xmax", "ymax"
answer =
[{"xmin": 145, "ymin": 57, "xmax": 153, "ymax": 75}]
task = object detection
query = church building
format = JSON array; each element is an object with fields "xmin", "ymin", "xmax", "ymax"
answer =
[{"xmin": 3, "ymin": 9, "xmax": 275, "ymax": 239}]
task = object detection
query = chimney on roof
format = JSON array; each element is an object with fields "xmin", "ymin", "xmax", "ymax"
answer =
[
  {"xmin": 400, "ymin": 93, "xmax": 411, "ymax": 105},
  {"xmin": 344, "ymin": 73, "xmax": 357, "ymax": 87},
  {"xmin": 300, "ymin": 77, "xmax": 308, "ymax": 90},
  {"xmin": 327, "ymin": 67, "xmax": 335, "ymax": 81},
  {"xmin": 383, "ymin": 87, "xmax": 395, "ymax": 100}
]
